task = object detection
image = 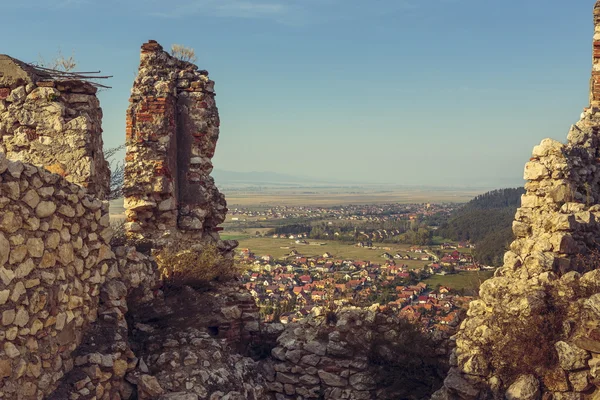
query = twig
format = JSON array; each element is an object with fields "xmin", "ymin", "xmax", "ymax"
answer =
[{"xmin": 25, "ymin": 62, "xmax": 113, "ymax": 89}]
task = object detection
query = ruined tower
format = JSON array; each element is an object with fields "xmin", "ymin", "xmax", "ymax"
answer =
[
  {"xmin": 0, "ymin": 55, "xmax": 110, "ymax": 198},
  {"xmin": 591, "ymin": 1, "xmax": 600, "ymax": 107},
  {"xmin": 124, "ymin": 41, "xmax": 228, "ymax": 244}
]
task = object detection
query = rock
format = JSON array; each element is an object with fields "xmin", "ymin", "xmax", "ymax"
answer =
[
  {"xmin": 102, "ymin": 280, "xmax": 127, "ymax": 301},
  {"xmin": 555, "ymin": 341, "xmax": 590, "ymax": 370},
  {"xmin": 317, "ymin": 370, "xmax": 348, "ymax": 387},
  {"xmin": 304, "ymin": 340, "xmax": 327, "ymax": 356},
  {"xmin": 15, "ymin": 259, "xmax": 34, "ymax": 278},
  {"xmin": 524, "ymin": 161, "xmax": 549, "ymax": 181},
  {"xmin": 271, "ymin": 347, "xmax": 286, "ymax": 361},
  {"xmin": 22, "ymin": 189, "xmax": 40, "ymax": 208},
  {"xmin": 444, "ymin": 371, "xmax": 479, "ymax": 399},
  {"xmin": 569, "ymin": 370, "xmax": 590, "ymax": 392},
  {"xmin": 4, "ymin": 343, "xmax": 20, "ymax": 358},
  {"xmin": 349, "ymin": 372, "xmax": 375, "ymax": 391},
  {"xmin": 0, "ymin": 268, "xmax": 15, "ymax": 285},
  {"xmin": 113, "ymin": 359, "xmax": 128, "ymax": 378},
  {"xmin": 26, "ymin": 237, "xmax": 44, "ymax": 257},
  {"xmin": 0, "ymin": 359, "xmax": 11, "ymax": 378},
  {"xmin": 138, "ymin": 374, "xmax": 165, "ymax": 398},
  {"xmin": 299, "ymin": 374, "xmax": 320, "ymax": 386},
  {"xmin": 461, "ymin": 353, "xmax": 489, "ymax": 376},
  {"xmin": 0, "ymin": 233, "xmax": 9, "ymax": 265},
  {"xmin": 276, "ymin": 372, "xmax": 299, "ymax": 384},
  {"xmin": 221, "ymin": 305, "xmax": 242, "ymax": 320},
  {"xmin": 542, "ymin": 367, "xmax": 569, "ymax": 392},
  {"xmin": 159, "ymin": 394, "xmax": 199, "ymax": 400},
  {"xmin": 2, "ymin": 309, "xmax": 15, "ymax": 325},
  {"xmin": 574, "ymin": 337, "xmax": 600, "ymax": 353},
  {"xmin": 13, "ymin": 308, "xmax": 29, "ymax": 327},
  {"xmin": 506, "ymin": 374, "xmax": 540, "ymax": 400},
  {"xmin": 35, "ymin": 201, "xmax": 57, "ymax": 218},
  {"xmin": 585, "ymin": 294, "xmax": 600, "ymax": 318},
  {"xmin": 591, "ymin": 358, "xmax": 600, "ymax": 379},
  {"xmin": 0, "ymin": 211, "xmax": 22, "ymax": 233}
]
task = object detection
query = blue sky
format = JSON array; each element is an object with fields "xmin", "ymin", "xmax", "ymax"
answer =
[{"xmin": 2, "ymin": 0, "xmax": 595, "ymax": 187}]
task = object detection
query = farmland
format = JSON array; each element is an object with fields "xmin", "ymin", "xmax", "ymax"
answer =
[{"xmin": 235, "ymin": 237, "xmax": 435, "ymax": 268}]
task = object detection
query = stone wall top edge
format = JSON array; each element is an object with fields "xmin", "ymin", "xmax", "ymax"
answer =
[{"xmin": 0, "ymin": 153, "xmax": 107, "ymax": 208}]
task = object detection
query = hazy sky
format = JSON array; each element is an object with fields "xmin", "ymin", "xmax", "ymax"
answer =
[{"xmin": 2, "ymin": 0, "xmax": 595, "ymax": 187}]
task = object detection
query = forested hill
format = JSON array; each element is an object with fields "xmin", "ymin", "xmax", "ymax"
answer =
[{"xmin": 437, "ymin": 188, "xmax": 525, "ymax": 266}]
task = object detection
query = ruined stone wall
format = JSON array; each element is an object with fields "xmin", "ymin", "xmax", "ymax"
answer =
[
  {"xmin": 0, "ymin": 56, "xmax": 110, "ymax": 199},
  {"xmin": 434, "ymin": 2, "xmax": 600, "ymax": 399},
  {"xmin": 265, "ymin": 308, "xmax": 451, "ymax": 400},
  {"xmin": 0, "ymin": 153, "xmax": 115, "ymax": 398},
  {"xmin": 124, "ymin": 41, "xmax": 228, "ymax": 246}
]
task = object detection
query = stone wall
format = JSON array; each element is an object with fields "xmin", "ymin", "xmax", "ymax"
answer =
[
  {"xmin": 124, "ymin": 41, "xmax": 228, "ymax": 246},
  {"xmin": 48, "ymin": 246, "xmax": 159, "ymax": 400},
  {"xmin": 0, "ymin": 153, "xmax": 114, "ymax": 398},
  {"xmin": 434, "ymin": 2, "xmax": 600, "ymax": 399},
  {"xmin": 264, "ymin": 307, "xmax": 451, "ymax": 400},
  {"xmin": 0, "ymin": 55, "xmax": 110, "ymax": 199}
]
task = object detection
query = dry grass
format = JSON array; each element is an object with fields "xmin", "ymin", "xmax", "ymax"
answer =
[
  {"xmin": 484, "ymin": 286, "xmax": 565, "ymax": 385},
  {"xmin": 170, "ymin": 44, "xmax": 197, "ymax": 63},
  {"xmin": 156, "ymin": 243, "xmax": 239, "ymax": 289}
]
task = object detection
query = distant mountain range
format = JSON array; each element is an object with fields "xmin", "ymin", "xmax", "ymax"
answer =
[{"xmin": 211, "ymin": 169, "xmax": 524, "ymax": 189}]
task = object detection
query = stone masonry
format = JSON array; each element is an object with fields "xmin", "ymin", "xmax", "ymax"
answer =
[
  {"xmin": 0, "ymin": 55, "xmax": 110, "ymax": 199},
  {"xmin": 265, "ymin": 307, "xmax": 452, "ymax": 400},
  {"xmin": 124, "ymin": 40, "xmax": 228, "ymax": 246},
  {"xmin": 433, "ymin": 2, "xmax": 600, "ymax": 399},
  {"xmin": 0, "ymin": 153, "xmax": 114, "ymax": 398}
]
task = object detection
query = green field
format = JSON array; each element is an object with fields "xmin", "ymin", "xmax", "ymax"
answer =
[
  {"xmin": 424, "ymin": 270, "xmax": 495, "ymax": 291},
  {"xmin": 236, "ymin": 237, "xmax": 434, "ymax": 268}
]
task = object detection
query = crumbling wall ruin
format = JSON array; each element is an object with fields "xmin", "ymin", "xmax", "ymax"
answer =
[
  {"xmin": 434, "ymin": 2, "xmax": 600, "ymax": 399},
  {"xmin": 0, "ymin": 56, "xmax": 110, "ymax": 199},
  {"xmin": 0, "ymin": 41, "xmax": 265, "ymax": 400},
  {"xmin": 124, "ymin": 41, "xmax": 229, "ymax": 246}
]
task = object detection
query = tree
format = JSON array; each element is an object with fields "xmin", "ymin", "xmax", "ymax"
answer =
[
  {"xmin": 104, "ymin": 144, "xmax": 125, "ymax": 200},
  {"xmin": 171, "ymin": 44, "xmax": 197, "ymax": 63}
]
